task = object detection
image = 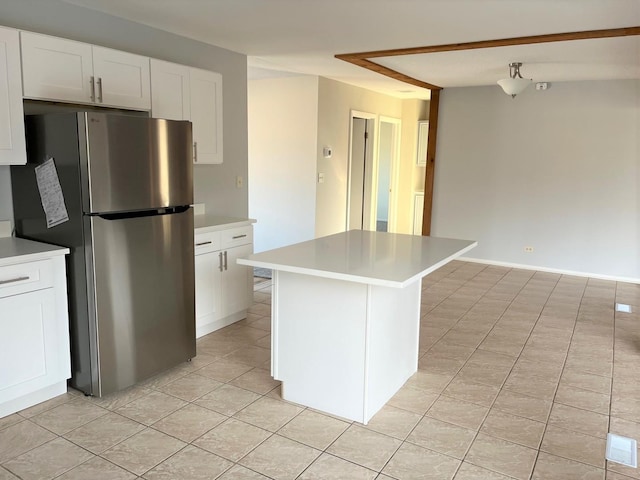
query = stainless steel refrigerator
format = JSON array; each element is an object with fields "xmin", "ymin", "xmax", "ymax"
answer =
[{"xmin": 11, "ymin": 112, "xmax": 196, "ymax": 397}]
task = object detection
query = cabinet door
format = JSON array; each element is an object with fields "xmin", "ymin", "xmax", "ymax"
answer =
[
  {"xmin": 222, "ymin": 244, "xmax": 253, "ymax": 317},
  {"xmin": 0, "ymin": 27, "xmax": 26, "ymax": 165},
  {"xmin": 150, "ymin": 59, "xmax": 190, "ymax": 121},
  {"xmin": 0, "ymin": 289, "xmax": 60, "ymax": 401},
  {"xmin": 20, "ymin": 31, "xmax": 93, "ymax": 104},
  {"xmin": 195, "ymin": 250, "xmax": 222, "ymax": 329},
  {"xmin": 190, "ymin": 68, "xmax": 223, "ymax": 164},
  {"xmin": 92, "ymin": 46, "xmax": 151, "ymax": 110}
]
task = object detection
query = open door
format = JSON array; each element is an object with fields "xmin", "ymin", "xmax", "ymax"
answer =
[
  {"xmin": 374, "ymin": 116, "xmax": 400, "ymax": 232},
  {"xmin": 347, "ymin": 111, "xmax": 376, "ymax": 230}
]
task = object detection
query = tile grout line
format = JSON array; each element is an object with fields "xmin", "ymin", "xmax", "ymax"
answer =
[{"xmin": 455, "ymin": 270, "xmax": 561, "ymax": 480}]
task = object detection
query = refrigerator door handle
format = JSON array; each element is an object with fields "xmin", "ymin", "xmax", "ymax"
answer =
[
  {"xmin": 90, "ymin": 76, "xmax": 95, "ymax": 102},
  {"xmin": 218, "ymin": 252, "xmax": 224, "ymax": 272}
]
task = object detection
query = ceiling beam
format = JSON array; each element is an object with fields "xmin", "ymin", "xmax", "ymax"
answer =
[
  {"xmin": 334, "ymin": 55, "xmax": 442, "ymax": 90},
  {"xmin": 335, "ymin": 26, "xmax": 640, "ymax": 92},
  {"xmin": 338, "ymin": 26, "xmax": 640, "ymax": 59}
]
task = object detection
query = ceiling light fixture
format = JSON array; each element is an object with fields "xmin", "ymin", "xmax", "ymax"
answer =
[{"xmin": 497, "ymin": 62, "xmax": 531, "ymax": 98}]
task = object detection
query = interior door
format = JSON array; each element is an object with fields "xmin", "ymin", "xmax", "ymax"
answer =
[
  {"xmin": 348, "ymin": 117, "xmax": 375, "ymax": 230},
  {"xmin": 375, "ymin": 118, "xmax": 400, "ymax": 233}
]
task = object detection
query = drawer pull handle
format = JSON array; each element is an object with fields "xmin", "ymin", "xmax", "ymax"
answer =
[
  {"xmin": 196, "ymin": 241, "xmax": 212, "ymax": 246},
  {"xmin": 0, "ymin": 276, "xmax": 30, "ymax": 285},
  {"xmin": 232, "ymin": 234, "xmax": 247, "ymax": 239}
]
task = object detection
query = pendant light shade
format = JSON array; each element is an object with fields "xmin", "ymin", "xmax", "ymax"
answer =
[{"xmin": 498, "ymin": 62, "xmax": 531, "ymax": 98}]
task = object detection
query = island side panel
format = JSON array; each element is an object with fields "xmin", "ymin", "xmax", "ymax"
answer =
[
  {"xmin": 272, "ymin": 271, "xmax": 368, "ymax": 422},
  {"xmin": 364, "ymin": 280, "xmax": 421, "ymax": 423}
]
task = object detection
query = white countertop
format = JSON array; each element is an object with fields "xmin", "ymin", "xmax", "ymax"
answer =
[
  {"xmin": 238, "ymin": 230, "xmax": 477, "ymax": 288},
  {"xmin": 0, "ymin": 237, "xmax": 69, "ymax": 267},
  {"xmin": 194, "ymin": 215, "xmax": 255, "ymax": 234}
]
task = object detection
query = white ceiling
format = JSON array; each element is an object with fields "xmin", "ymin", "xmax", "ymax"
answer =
[{"xmin": 62, "ymin": 0, "xmax": 640, "ymax": 99}]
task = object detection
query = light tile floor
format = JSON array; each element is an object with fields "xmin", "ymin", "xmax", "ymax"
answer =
[{"xmin": 1, "ymin": 260, "xmax": 639, "ymax": 479}]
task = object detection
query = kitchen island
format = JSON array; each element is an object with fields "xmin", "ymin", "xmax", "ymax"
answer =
[{"xmin": 238, "ymin": 230, "xmax": 476, "ymax": 424}]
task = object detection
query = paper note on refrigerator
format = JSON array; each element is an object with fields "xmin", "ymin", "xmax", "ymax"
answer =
[{"xmin": 35, "ymin": 157, "xmax": 69, "ymax": 228}]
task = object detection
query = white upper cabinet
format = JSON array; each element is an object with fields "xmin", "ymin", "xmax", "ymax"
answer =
[
  {"xmin": 0, "ymin": 26, "xmax": 26, "ymax": 165},
  {"xmin": 92, "ymin": 46, "xmax": 151, "ymax": 110},
  {"xmin": 190, "ymin": 68, "xmax": 223, "ymax": 164},
  {"xmin": 150, "ymin": 59, "xmax": 190, "ymax": 121},
  {"xmin": 21, "ymin": 32, "xmax": 93, "ymax": 104},
  {"xmin": 150, "ymin": 60, "xmax": 223, "ymax": 164},
  {"xmin": 20, "ymin": 31, "xmax": 150, "ymax": 110}
]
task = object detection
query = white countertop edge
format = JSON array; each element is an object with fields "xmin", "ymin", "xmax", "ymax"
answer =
[
  {"xmin": 238, "ymin": 258, "xmax": 404, "ymax": 288},
  {"xmin": 194, "ymin": 216, "xmax": 256, "ymax": 234},
  {"xmin": 238, "ymin": 241, "xmax": 478, "ymax": 288},
  {"xmin": 398, "ymin": 241, "xmax": 478, "ymax": 287},
  {"xmin": 0, "ymin": 238, "xmax": 70, "ymax": 267}
]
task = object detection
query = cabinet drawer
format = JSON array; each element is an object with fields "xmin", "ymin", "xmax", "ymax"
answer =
[
  {"xmin": 194, "ymin": 231, "xmax": 221, "ymax": 255},
  {"xmin": 220, "ymin": 226, "xmax": 253, "ymax": 249},
  {"xmin": 0, "ymin": 259, "xmax": 54, "ymax": 299}
]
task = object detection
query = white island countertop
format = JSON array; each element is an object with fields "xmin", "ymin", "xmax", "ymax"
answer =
[
  {"xmin": 0, "ymin": 237, "xmax": 69, "ymax": 267},
  {"xmin": 194, "ymin": 215, "xmax": 255, "ymax": 234},
  {"xmin": 238, "ymin": 230, "xmax": 477, "ymax": 288}
]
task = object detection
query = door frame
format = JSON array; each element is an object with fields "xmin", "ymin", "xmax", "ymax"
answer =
[
  {"xmin": 374, "ymin": 116, "xmax": 401, "ymax": 233},
  {"xmin": 346, "ymin": 110, "xmax": 377, "ymax": 231}
]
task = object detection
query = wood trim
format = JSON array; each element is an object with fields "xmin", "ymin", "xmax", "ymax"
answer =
[
  {"xmin": 338, "ymin": 26, "xmax": 640, "ymax": 59},
  {"xmin": 334, "ymin": 56, "xmax": 442, "ymax": 90},
  {"xmin": 421, "ymin": 89, "xmax": 440, "ymax": 236},
  {"xmin": 335, "ymin": 27, "xmax": 640, "ymax": 93}
]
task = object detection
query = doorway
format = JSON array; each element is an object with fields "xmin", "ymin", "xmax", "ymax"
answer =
[
  {"xmin": 347, "ymin": 111, "xmax": 376, "ymax": 230},
  {"xmin": 375, "ymin": 117, "xmax": 400, "ymax": 232}
]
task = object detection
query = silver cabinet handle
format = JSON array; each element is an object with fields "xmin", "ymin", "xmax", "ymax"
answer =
[
  {"xmin": 223, "ymin": 251, "xmax": 228, "ymax": 271},
  {"xmin": 193, "ymin": 142, "xmax": 198, "ymax": 162},
  {"xmin": 0, "ymin": 276, "xmax": 29, "ymax": 286},
  {"xmin": 195, "ymin": 241, "xmax": 212, "ymax": 246},
  {"xmin": 218, "ymin": 252, "xmax": 223, "ymax": 272},
  {"xmin": 232, "ymin": 234, "xmax": 247, "ymax": 239},
  {"xmin": 90, "ymin": 76, "xmax": 95, "ymax": 102},
  {"xmin": 97, "ymin": 77, "xmax": 103, "ymax": 103}
]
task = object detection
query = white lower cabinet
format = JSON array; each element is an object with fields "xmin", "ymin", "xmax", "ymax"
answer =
[
  {"xmin": 0, "ymin": 252, "xmax": 70, "ymax": 418},
  {"xmin": 194, "ymin": 249, "xmax": 222, "ymax": 332},
  {"xmin": 221, "ymin": 243, "xmax": 253, "ymax": 317},
  {"xmin": 194, "ymin": 224, "xmax": 253, "ymax": 338}
]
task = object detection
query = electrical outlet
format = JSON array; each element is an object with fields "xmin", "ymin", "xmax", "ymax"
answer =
[
  {"xmin": 524, "ymin": 246, "xmax": 534, "ymax": 253},
  {"xmin": 236, "ymin": 176, "xmax": 243, "ymax": 188}
]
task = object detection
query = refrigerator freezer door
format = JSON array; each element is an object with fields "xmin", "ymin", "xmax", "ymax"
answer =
[
  {"xmin": 88, "ymin": 208, "xmax": 195, "ymax": 396},
  {"xmin": 83, "ymin": 112, "xmax": 193, "ymax": 214}
]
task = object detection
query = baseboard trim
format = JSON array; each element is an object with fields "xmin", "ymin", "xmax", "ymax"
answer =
[
  {"xmin": 196, "ymin": 310, "xmax": 247, "ymax": 339},
  {"xmin": 459, "ymin": 256, "xmax": 640, "ymax": 285}
]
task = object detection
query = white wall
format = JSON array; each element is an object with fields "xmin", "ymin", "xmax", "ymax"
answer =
[
  {"xmin": 433, "ymin": 80, "xmax": 640, "ymax": 280},
  {"xmin": 316, "ymin": 78, "xmax": 430, "ymax": 236},
  {"xmin": 248, "ymin": 76, "xmax": 318, "ymax": 252},
  {"xmin": 0, "ymin": 0, "xmax": 248, "ymax": 224}
]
